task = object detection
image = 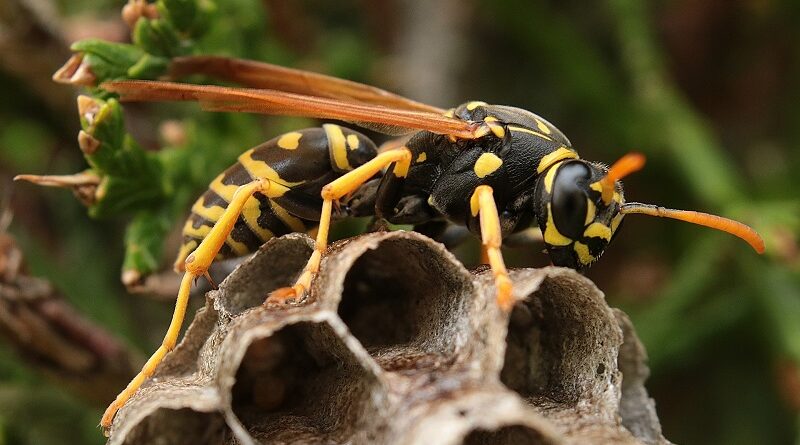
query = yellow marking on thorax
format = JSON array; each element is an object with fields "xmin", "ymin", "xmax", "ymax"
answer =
[
  {"xmin": 583, "ymin": 222, "xmax": 612, "ymax": 240},
  {"xmin": 484, "ymin": 117, "xmax": 505, "ymax": 138},
  {"xmin": 238, "ymin": 150, "xmax": 302, "ymax": 193},
  {"xmin": 416, "ymin": 152, "xmax": 427, "ymax": 163},
  {"xmin": 543, "ymin": 163, "xmax": 561, "ymax": 194},
  {"xmin": 466, "ymin": 101, "xmax": 487, "ymax": 111},
  {"xmin": 346, "ymin": 134, "xmax": 360, "ymax": 150},
  {"xmin": 241, "ymin": 197, "xmax": 274, "ymax": 241},
  {"xmin": 574, "ymin": 242, "xmax": 594, "ymax": 265},
  {"xmin": 537, "ymin": 146, "xmax": 578, "ymax": 174},
  {"xmin": 277, "ymin": 132, "xmax": 303, "ymax": 150},
  {"xmin": 544, "ymin": 203, "xmax": 572, "ymax": 246},
  {"xmin": 534, "ymin": 118, "xmax": 552, "ymax": 135},
  {"xmin": 507, "ymin": 125, "xmax": 553, "ymax": 141},
  {"xmin": 584, "ymin": 199, "xmax": 596, "ymax": 226},
  {"xmin": 474, "ymin": 153, "xmax": 503, "ymax": 178},
  {"xmin": 323, "ymin": 124, "xmax": 351, "ymax": 171},
  {"xmin": 270, "ymin": 200, "xmax": 307, "ymax": 233},
  {"xmin": 443, "ymin": 108, "xmax": 455, "ymax": 118}
]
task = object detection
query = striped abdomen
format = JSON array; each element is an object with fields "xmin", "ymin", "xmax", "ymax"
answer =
[{"xmin": 174, "ymin": 125, "xmax": 378, "ymax": 270}]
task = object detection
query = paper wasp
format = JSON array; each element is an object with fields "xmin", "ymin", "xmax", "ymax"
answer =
[{"xmin": 28, "ymin": 55, "xmax": 766, "ymax": 428}]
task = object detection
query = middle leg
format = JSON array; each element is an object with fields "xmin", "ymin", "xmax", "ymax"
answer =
[
  {"xmin": 267, "ymin": 147, "xmax": 413, "ymax": 303},
  {"xmin": 470, "ymin": 185, "xmax": 514, "ymax": 311}
]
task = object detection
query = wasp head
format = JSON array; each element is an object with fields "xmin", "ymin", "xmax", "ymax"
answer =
[{"xmin": 533, "ymin": 152, "xmax": 764, "ymax": 271}]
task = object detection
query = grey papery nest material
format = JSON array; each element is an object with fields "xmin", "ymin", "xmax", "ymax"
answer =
[{"xmin": 108, "ymin": 231, "xmax": 671, "ymax": 445}]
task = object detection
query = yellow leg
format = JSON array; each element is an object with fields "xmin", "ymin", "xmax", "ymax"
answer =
[
  {"xmin": 470, "ymin": 185, "xmax": 514, "ymax": 311},
  {"xmin": 101, "ymin": 178, "xmax": 271, "ymax": 430},
  {"xmin": 268, "ymin": 148, "xmax": 412, "ymax": 303}
]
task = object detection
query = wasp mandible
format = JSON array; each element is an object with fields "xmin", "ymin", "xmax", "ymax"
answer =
[{"xmin": 70, "ymin": 56, "xmax": 763, "ymax": 428}]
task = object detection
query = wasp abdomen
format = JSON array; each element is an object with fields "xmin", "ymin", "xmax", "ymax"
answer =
[{"xmin": 175, "ymin": 126, "xmax": 378, "ymax": 270}]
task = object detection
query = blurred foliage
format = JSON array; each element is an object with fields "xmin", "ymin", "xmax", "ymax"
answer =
[{"xmin": 0, "ymin": 0, "xmax": 798, "ymax": 444}]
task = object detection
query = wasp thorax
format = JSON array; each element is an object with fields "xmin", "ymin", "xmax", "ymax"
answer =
[{"xmin": 535, "ymin": 160, "xmax": 624, "ymax": 270}]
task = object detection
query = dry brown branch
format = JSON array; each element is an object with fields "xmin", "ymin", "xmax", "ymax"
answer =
[
  {"xmin": 107, "ymin": 231, "xmax": 671, "ymax": 445},
  {"xmin": 0, "ymin": 231, "xmax": 141, "ymax": 406}
]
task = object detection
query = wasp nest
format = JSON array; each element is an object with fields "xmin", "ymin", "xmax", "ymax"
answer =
[{"xmin": 107, "ymin": 231, "xmax": 671, "ymax": 445}]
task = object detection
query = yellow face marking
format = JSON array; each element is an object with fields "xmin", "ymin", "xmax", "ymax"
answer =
[
  {"xmin": 611, "ymin": 213, "xmax": 624, "ymax": 233},
  {"xmin": 443, "ymin": 108, "xmax": 455, "ymax": 118},
  {"xmin": 346, "ymin": 134, "xmax": 360, "ymax": 150},
  {"xmin": 574, "ymin": 242, "xmax": 594, "ymax": 265},
  {"xmin": 238, "ymin": 150, "xmax": 302, "ymax": 193},
  {"xmin": 466, "ymin": 101, "xmax": 487, "ymax": 111},
  {"xmin": 277, "ymin": 132, "xmax": 302, "ymax": 150},
  {"xmin": 241, "ymin": 197, "xmax": 274, "ymax": 241},
  {"xmin": 583, "ymin": 222, "xmax": 612, "ymax": 240},
  {"xmin": 416, "ymin": 152, "xmax": 427, "ymax": 163},
  {"xmin": 323, "ymin": 124, "xmax": 351, "ymax": 171},
  {"xmin": 270, "ymin": 200, "xmax": 306, "ymax": 233},
  {"xmin": 590, "ymin": 182, "xmax": 603, "ymax": 194},
  {"xmin": 534, "ymin": 118, "xmax": 552, "ymax": 135},
  {"xmin": 474, "ymin": 153, "xmax": 503, "ymax": 178},
  {"xmin": 537, "ymin": 146, "xmax": 579, "ymax": 174},
  {"xmin": 209, "ymin": 173, "xmax": 239, "ymax": 202},
  {"xmin": 544, "ymin": 203, "xmax": 572, "ymax": 246},
  {"xmin": 507, "ymin": 125, "xmax": 553, "ymax": 141},
  {"xmin": 585, "ymin": 198, "xmax": 596, "ymax": 227},
  {"xmin": 543, "ymin": 162, "xmax": 561, "ymax": 194}
]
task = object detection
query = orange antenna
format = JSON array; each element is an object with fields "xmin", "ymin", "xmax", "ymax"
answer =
[
  {"xmin": 598, "ymin": 153, "xmax": 645, "ymax": 205},
  {"xmin": 620, "ymin": 202, "xmax": 765, "ymax": 254},
  {"xmin": 598, "ymin": 152, "xmax": 646, "ymax": 205}
]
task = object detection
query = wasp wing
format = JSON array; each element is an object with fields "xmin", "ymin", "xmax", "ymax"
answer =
[
  {"xmin": 103, "ymin": 80, "xmax": 478, "ymax": 138},
  {"xmin": 169, "ymin": 56, "xmax": 444, "ymax": 114}
]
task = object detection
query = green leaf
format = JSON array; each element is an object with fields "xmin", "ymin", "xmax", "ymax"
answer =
[
  {"xmin": 70, "ymin": 40, "xmax": 149, "ymax": 82},
  {"xmin": 157, "ymin": 0, "xmax": 198, "ymax": 33},
  {"xmin": 123, "ymin": 211, "xmax": 173, "ymax": 278},
  {"xmin": 132, "ymin": 18, "xmax": 183, "ymax": 58}
]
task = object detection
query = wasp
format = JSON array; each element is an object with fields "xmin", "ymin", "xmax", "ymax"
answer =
[{"xmin": 56, "ymin": 56, "xmax": 763, "ymax": 428}]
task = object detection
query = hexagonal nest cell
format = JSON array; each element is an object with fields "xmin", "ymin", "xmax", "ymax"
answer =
[{"xmin": 106, "ymin": 231, "xmax": 672, "ymax": 445}]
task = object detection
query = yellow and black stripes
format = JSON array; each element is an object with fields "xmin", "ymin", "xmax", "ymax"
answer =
[{"xmin": 175, "ymin": 126, "xmax": 378, "ymax": 269}]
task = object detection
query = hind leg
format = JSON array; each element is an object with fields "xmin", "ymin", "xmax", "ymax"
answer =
[{"xmin": 101, "ymin": 178, "xmax": 274, "ymax": 430}]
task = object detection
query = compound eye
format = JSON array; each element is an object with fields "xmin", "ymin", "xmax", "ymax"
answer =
[{"xmin": 551, "ymin": 162, "xmax": 590, "ymax": 240}]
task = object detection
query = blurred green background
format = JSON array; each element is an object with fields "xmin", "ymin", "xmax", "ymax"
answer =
[{"xmin": 0, "ymin": 0, "xmax": 799, "ymax": 444}]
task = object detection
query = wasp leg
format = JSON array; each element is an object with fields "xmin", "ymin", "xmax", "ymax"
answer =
[
  {"xmin": 101, "ymin": 178, "xmax": 273, "ymax": 430},
  {"xmin": 470, "ymin": 185, "xmax": 514, "ymax": 311},
  {"xmin": 267, "ymin": 147, "xmax": 413, "ymax": 303}
]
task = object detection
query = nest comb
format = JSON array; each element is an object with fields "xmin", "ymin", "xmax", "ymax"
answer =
[{"xmin": 107, "ymin": 231, "xmax": 671, "ymax": 445}]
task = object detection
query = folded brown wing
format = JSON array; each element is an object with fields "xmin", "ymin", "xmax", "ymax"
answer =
[
  {"xmin": 169, "ymin": 56, "xmax": 442, "ymax": 114},
  {"xmin": 103, "ymin": 80, "xmax": 479, "ymax": 138}
]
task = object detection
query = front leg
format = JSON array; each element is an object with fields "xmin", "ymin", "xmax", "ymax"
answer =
[
  {"xmin": 470, "ymin": 185, "xmax": 514, "ymax": 311},
  {"xmin": 267, "ymin": 147, "xmax": 413, "ymax": 303}
]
